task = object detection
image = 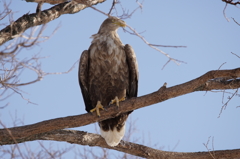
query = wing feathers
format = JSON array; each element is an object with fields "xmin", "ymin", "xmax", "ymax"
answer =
[
  {"xmin": 78, "ymin": 50, "xmax": 92, "ymax": 112},
  {"xmin": 125, "ymin": 44, "xmax": 138, "ymax": 98}
]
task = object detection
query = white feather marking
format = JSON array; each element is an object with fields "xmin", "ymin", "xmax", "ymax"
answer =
[
  {"xmin": 90, "ymin": 46, "xmax": 96, "ymax": 58},
  {"xmin": 100, "ymin": 125, "xmax": 125, "ymax": 147}
]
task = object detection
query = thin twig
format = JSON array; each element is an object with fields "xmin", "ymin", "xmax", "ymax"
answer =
[
  {"xmin": 108, "ymin": 0, "xmax": 117, "ymax": 15},
  {"xmin": 0, "ymin": 103, "xmax": 9, "ymax": 109},
  {"xmin": 218, "ymin": 88, "xmax": 238, "ymax": 118},
  {"xmin": 45, "ymin": 60, "xmax": 79, "ymax": 75},
  {"xmin": 223, "ymin": 3, "xmax": 230, "ymax": 22},
  {"xmin": 125, "ymin": 24, "xmax": 186, "ymax": 66},
  {"xmin": 203, "ymin": 136, "xmax": 216, "ymax": 159},
  {"xmin": 0, "ymin": 121, "xmax": 25, "ymax": 159},
  {"xmin": 150, "ymin": 44, "xmax": 187, "ymax": 48},
  {"xmin": 115, "ymin": 0, "xmax": 143, "ymax": 19},
  {"xmin": 38, "ymin": 141, "xmax": 56, "ymax": 158},
  {"xmin": 231, "ymin": 52, "xmax": 240, "ymax": 58},
  {"xmin": 90, "ymin": 6, "xmax": 109, "ymax": 16},
  {"xmin": 218, "ymin": 62, "xmax": 226, "ymax": 70},
  {"xmin": 232, "ymin": 17, "xmax": 240, "ymax": 26}
]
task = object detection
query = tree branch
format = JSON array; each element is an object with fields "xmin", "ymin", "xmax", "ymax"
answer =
[
  {"xmin": 0, "ymin": 67, "xmax": 239, "ymax": 144},
  {"xmin": 2, "ymin": 129, "xmax": 240, "ymax": 159},
  {"xmin": 195, "ymin": 79, "xmax": 240, "ymax": 91},
  {"xmin": 0, "ymin": 0, "xmax": 106, "ymax": 46},
  {"xmin": 222, "ymin": 0, "xmax": 240, "ymax": 5}
]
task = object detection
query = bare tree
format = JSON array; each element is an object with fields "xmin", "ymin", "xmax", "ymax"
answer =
[{"xmin": 0, "ymin": 0, "xmax": 240, "ymax": 158}]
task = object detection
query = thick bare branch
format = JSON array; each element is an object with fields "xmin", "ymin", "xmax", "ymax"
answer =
[
  {"xmin": 0, "ymin": 0, "xmax": 106, "ymax": 46},
  {"xmin": 2, "ymin": 129, "xmax": 240, "ymax": 159},
  {"xmin": 0, "ymin": 68, "xmax": 239, "ymax": 143}
]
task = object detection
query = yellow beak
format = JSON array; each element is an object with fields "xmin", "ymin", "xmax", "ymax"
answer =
[{"xmin": 115, "ymin": 21, "xmax": 126, "ymax": 27}]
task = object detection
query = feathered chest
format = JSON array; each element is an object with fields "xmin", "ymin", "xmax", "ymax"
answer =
[{"xmin": 89, "ymin": 34, "xmax": 127, "ymax": 74}]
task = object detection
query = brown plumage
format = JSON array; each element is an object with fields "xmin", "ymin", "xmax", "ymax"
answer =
[{"xmin": 78, "ymin": 16, "xmax": 138, "ymax": 146}]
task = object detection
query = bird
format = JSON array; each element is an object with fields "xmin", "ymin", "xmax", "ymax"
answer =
[{"xmin": 78, "ymin": 16, "xmax": 138, "ymax": 147}]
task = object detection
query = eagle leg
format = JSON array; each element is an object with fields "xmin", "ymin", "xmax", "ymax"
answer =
[
  {"xmin": 110, "ymin": 96, "xmax": 125, "ymax": 107},
  {"xmin": 90, "ymin": 101, "xmax": 104, "ymax": 116}
]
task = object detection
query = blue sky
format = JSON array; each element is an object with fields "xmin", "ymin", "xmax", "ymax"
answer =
[{"xmin": 1, "ymin": 0, "xmax": 239, "ymax": 157}]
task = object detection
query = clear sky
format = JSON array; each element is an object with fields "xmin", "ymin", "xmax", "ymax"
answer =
[{"xmin": 1, "ymin": 0, "xmax": 239, "ymax": 158}]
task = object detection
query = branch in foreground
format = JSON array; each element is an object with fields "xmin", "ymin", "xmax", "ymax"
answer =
[
  {"xmin": 0, "ymin": 67, "xmax": 239, "ymax": 143},
  {"xmin": 3, "ymin": 129, "xmax": 240, "ymax": 159},
  {"xmin": 0, "ymin": 0, "xmax": 106, "ymax": 45}
]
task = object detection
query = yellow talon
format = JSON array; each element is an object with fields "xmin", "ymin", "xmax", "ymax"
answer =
[
  {"xmin": 110, "ymin": 96, "xmax": 125, "ymax": 107},
  {"xmin": 90, "ymin": 101, "xmax": 104, "ymax": 116}
]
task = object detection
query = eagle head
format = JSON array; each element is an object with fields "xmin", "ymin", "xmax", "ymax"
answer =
[{"xmin": 98, "ymin": 16, "xmax": 126, "ymax": 33}]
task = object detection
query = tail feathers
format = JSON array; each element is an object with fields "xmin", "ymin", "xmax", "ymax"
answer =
[{"xmin": 100, "ymin": 125, "xmax": 125, "ymax": 147}]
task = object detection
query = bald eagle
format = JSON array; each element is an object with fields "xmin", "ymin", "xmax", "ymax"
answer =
[{"xmin": 78, "ymin": 16, "xmax": 138, "ymax": 147}]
